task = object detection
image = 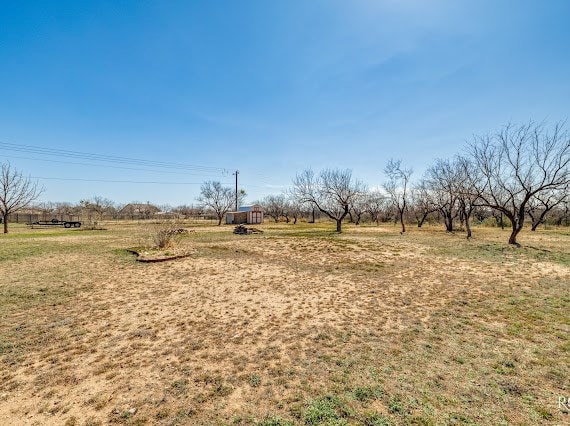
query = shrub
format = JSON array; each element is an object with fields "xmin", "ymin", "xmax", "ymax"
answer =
[{"xmin": 147, "ymin": 221, "xmax": 187, "ymax": 249}]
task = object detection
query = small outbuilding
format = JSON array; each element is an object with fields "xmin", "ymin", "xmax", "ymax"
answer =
[{"xmin": 226, "ymin": 204, "xmax": 264, "ymax": 224}]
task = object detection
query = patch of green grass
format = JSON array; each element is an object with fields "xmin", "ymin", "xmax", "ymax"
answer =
[
  {"xmin": 387, "ymin": 396, "xmax": 407, "ymax": 415},
  {"xmin": 0, "ymin": 282, "xmax": 74, "ymax": 313},
  {"xmin": 304, "ymin": 395, "xmax": 351, "ymax": 425},
  {"xmin": 352, "ymin": 385, "xmax": 384, "ymax": 402},
  {"xmin": 249, "ymin": 373, "xmax": 261, "ymax": 388},
  {"xmin": 257, "ymin": 416, "xmax": 294, "ymax": 426},
  {"xmin": 534, "ymin": 406, "xmax": 554, "ymax": 420},
  {"xmin": 363, "ymin": 413, "xmax": 393, "ymax": 426}
]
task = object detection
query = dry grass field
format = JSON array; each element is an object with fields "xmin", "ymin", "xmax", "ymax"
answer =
[{"xmin": 0, "ymin": 221, "xmax": 568, "ymax": 425}]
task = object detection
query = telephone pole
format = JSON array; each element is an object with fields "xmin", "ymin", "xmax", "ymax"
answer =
[{"xmin": 232, "ymin": 170, "xmax": 239, "ymax": 211}]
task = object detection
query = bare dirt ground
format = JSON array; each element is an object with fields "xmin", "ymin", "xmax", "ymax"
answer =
[{"xmin": 0, "ymin": 222, "xmax": 568, "ymax": 425}]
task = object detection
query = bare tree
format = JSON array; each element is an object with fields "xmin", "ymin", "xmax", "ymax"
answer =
[
  {"xmin": 364, "ymin": 191, "xmax": 388, "ymax": 225},
  {"xmin": 0, "ymin": 162, "xmax": 43, "ymax": 233},
  {"xmin": 349, "ymin": 194, "xmax": 367, "ymax": 225},
  {"xmin": 262, "ymin": 194, "xmax": 288, "ymax": 223},
  {"xmin": 54, "ymin": 202, "xmax": 76, "ymax": 220},
  {"xmin": 384, "ymin": 159, "xmax": 412, "ymax": 233},
  {"xmin": 551, "ymin": 198, "xmax": 570, "ymax": 226},
  {"xmin": 424, "ymin": 158, "xmax": 460, "ymax": 232},
  {"xmin": 286, "ymin": 197, "xmax": 303, "ymax": 224},
  {"xmin": 455, "ymin": 156, "xmax": 481, "ymax": 239},
  {"xmin": 526, "ymin": 186, "xmax": 568, "ymax": 231},
  {"xmin": 172, "ymin": 204, "xmax": 203, "ymax": 219},
  {"xmin": 197, "ymin": 181, "xmax": 246, "ymax": 225},
  {"xmin": 35, "ymin": 201, "xmax": 57, "ymax": 221},
  {"xmin": 410, "ymin": 181, "xmax": 437, "ymax": 228},
  {"xmin": 80, "ymin": 196, "xmax": 115, "ymax": 229},
  {"xmin": 291, "ymin": 169, "xmax": 364, "ymax": 233},
  {"xmin": 468, "ymin": 121, "xmax": 570, "ymax": 245}
]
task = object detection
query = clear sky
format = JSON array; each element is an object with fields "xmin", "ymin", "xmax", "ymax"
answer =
[{"xmin": 1, "ymin": 0, "xmax": 569, "ymax": 206}]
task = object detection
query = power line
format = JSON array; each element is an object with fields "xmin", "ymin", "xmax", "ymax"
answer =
[
  {"xmin": 0, "ymin": 141, "xmax": 230, "ymax": 173},
  {"xmin": 31, "ymin": 176, "xmax": 232, "ymax": 185},
  {"xmin": 1, "ymin": 153, "xmax": 228, "ymax": 177}
]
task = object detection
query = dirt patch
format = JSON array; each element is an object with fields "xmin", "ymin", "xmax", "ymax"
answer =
[{"xmin": 0, "ymin": 222, "xmax": 568, "ymax": 425}]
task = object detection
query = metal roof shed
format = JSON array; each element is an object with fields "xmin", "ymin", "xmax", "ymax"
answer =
[{"xmin": 226, "ymin": 204, "xmax": 264, "ymax": 224}]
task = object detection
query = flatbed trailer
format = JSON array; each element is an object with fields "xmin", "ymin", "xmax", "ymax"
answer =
[{"xmin": 29, "ymin": 219, "xmax": 82, "ymax": 229}]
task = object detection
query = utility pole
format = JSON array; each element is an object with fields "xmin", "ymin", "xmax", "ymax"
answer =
[{"xmin": 232, "ymin": 170, "xmax": 239, "ymax": 211}]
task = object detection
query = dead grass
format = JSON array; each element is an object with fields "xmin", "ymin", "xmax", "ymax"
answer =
[{"xmin": 0, "ymin": 221, "xmax": 568, "ymax": 425}]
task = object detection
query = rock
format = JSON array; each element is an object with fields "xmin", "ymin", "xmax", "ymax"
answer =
[{"xmin": 127, "ymin": 408, "xmax": 137, "ymax": 415}]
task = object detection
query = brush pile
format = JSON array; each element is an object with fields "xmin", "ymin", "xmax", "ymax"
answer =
[{"xmin": 233, "ymin": 225, "xmax": 263, "ymax": 235}]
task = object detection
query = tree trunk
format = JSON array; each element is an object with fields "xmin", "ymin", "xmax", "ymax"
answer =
[
  {"xmin": 508, "ymin": 226, "xmax": 520, "ymax": 245},
  {"xmin": 417, "ymin": 211, "xmax": 429, "ymax": 228},
  {"xmin": 508, "ymin": 215, "xmax": 523, "ymax": 246},
  {"xmin": 217, "ymin": 216, "xmax": 223, "ymax": 226},
  {"xmin": 3, "ymin": 213, "xmax": 7, "ymax": 234},
  {"xmin": 444, "ymin": 213, "xmax": 453, "ymax": 232},
  {"xmin": 335, "ymin": 206, "xmax": 350, "ymax": 233},
  {"xmin": 460, "ymin": 202, "xmax": 472, "ymax": 239},
  {"xmin": 465, "ymin": 213, "xmax": 472, "ymax": 239},
  {"xmin": 531, "ymin": 209, "xmax": 549, "ymax": 231},
  {"xmin": 293, "ymin": 216, "xmax": 298, "ymax": 225},
  {"xmin": 399, "ymin": 210, "xmax": 405, "ymax": 233},
  {"xmin": 528, "ymin": 211, "xmax": 537, "ymax": 231}
]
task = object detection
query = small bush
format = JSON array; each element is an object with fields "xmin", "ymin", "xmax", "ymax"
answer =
[
  {"xmin": 249, "ymin": 373, "xmax": 261, "ymax": 387},
  {"xmin": 147, "ymin": 221, "xmax": 187, "ymax": 249}
]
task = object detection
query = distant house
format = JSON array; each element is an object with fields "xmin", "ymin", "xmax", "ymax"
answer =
[
  {"xmin": 226, "ymin": 204, "xmax": 264, "ymax": 224},
  {"xmin": 6, "ymin": 207, "xmax": 46, "ymax": 224},
  {"xmin": 119, "ymin": 203, "xmax": 161, "ymax": 220}
]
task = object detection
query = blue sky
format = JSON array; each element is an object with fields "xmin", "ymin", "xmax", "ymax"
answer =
[{"xmin": 1, "ymin": 0, "xmax": 569, "ymax": 206}]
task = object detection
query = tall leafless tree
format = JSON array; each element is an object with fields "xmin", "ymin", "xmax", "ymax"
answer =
[
  {"xmin": 286, "ymin": 197, "xmax": 304, "ymax": 224},
  {"xmin": 349, "ymin": 194, "xmax": 367, "ymax": 225},
  {"xmin": 384, "ymin": 159, "xmax": 412, "ymax": 233},
  {"xmin": 468, "ymin": 121, "xmax": 570, "ymax": 245},
  {"xmin": 197, "ymin": 181, "xmax": 246, "ymax": 225},
  {"xmin": 291, "ymin": 169, "xmax": 364, "ymax": 232},
  {"xmin": 262, "ymin": 194, "xmax": 288, "ymax": 223},
  {"xmin": 424, "ymin": 158, "xmax": 460, "ymax": 232},
  {"xmin": 364, "ymin": 192, "xmax": 388, "ymax": 225},
  {"xmin": 410, "ymin": 181, "xmax": 438, "ymax": 228},
  {"xmin": 0, "ymin": 162, "xmax": 43, "ymax": 233},
  {"xmin": 455, "ymin": 156, "xmax": 482, "ymax": 239}
]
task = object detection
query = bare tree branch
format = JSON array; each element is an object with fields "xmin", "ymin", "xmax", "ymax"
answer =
[{"xmin": 0, "ymin": 162, "xmax": 44, "ymax": 233}]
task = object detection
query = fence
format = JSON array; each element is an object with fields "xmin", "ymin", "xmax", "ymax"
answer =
[{"xmin": 6, "ymin": 213, "xmax": 219, "ymax": 225}]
